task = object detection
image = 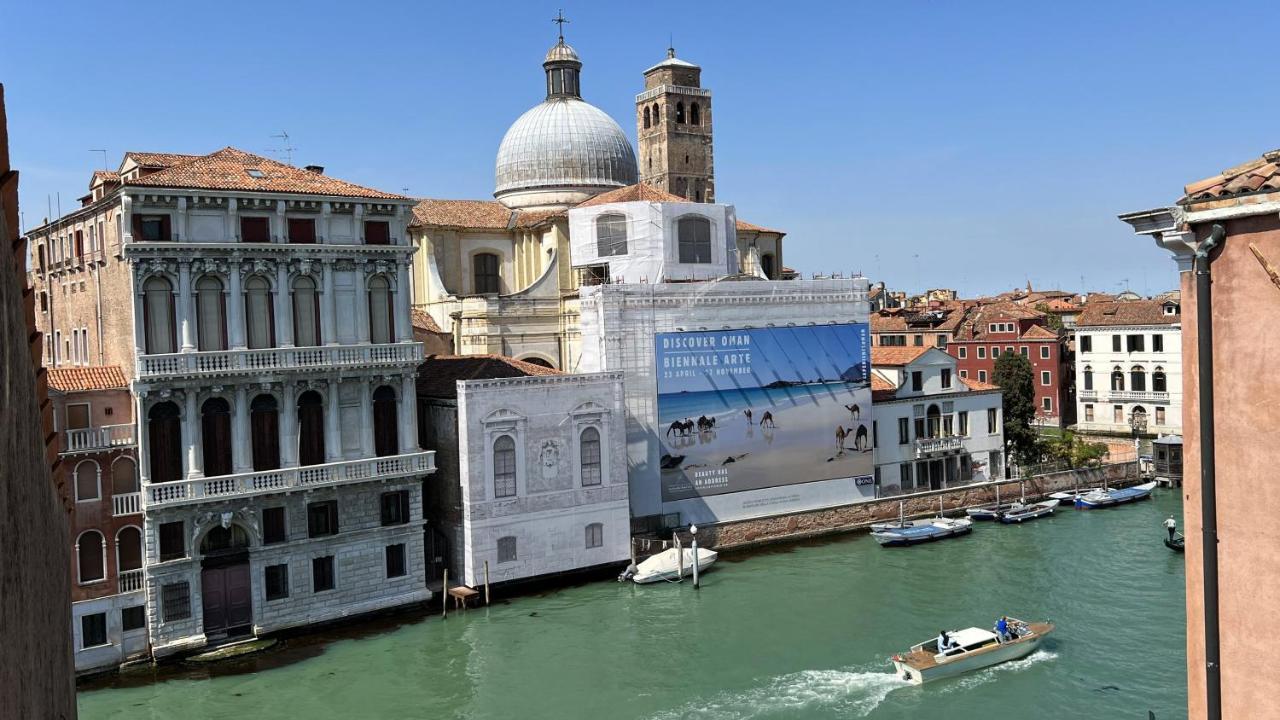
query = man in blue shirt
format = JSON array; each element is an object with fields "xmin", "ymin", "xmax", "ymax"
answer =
[{"xmin": 996, "ymin": 616, "xmax": 1010, "ymax": 642}]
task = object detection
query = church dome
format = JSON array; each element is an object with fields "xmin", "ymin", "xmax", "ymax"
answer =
[{"xmin": 494, "ymin": 39, "xmax": 638, "ymax": 210}]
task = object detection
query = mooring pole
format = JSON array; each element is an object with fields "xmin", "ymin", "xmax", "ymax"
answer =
[
  {"xmin": 690, "ymin": 524, "xmax": 700, "ymax": 589},
  {"xmin": 484, "ymin": 561, "xmax": 491, "ymax": 606},
  {"xmin": 442, "ymin": 568, "xmax": 448, "ymax": 619}
]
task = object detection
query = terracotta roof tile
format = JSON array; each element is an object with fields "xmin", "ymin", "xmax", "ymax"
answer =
[
  {"xmin": 410, "ymin": 199, "xmax": 514, "ymax": 229},
  {"xmin": 871, "ymin": 374, "xmax": 898, "ymax": 402},
  {"xmin": 411, "ymin": 308, "xmax": 444, "ymax": 334},
  {"xmin": 47, "ymin": 365, "xmax": 128, "ymax": 392},
  {"xmin": 734, "ymin": 218, "xmax": 784, "ymax": 235},
  {"xmin": 870, "ymin": 346, "xmax": 930, "ymax": 366},
  {"xmin": 417, "ymin": 354, "xmax": 560, "ymax": 398},
  {"xmin": 126, "ymin": 147, "xmax": 407, "ymax": 200},
  {"xmin": 576, "ymin": 183, "xmax": 685, "ymax": 207},
  {"xmin": 90, "ymin": 170, "xmax": 120, "ymax": 188},
  {"xmin": 1076, "ymin": 300, "xmax": 1180, "ymax": 327},
  {"xmin": 1181, "ymin": 149, "xmax": 1280, "ymax": 205},
  {"xmin": 961, "ymin": 377, "xmax": 1000, "ymax": 392},
  {"xmin": 123, "ymin": 151, "xmax": 200, "ymax": 169},
  {"xmin": 1020, "ymin": 324, "xmax": 1059, "ymax": 340}
]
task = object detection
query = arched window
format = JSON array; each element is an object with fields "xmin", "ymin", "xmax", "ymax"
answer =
[
  {"xmin": 652, "ymin": 103, "xmax": 660, "ymax": 123},
  {"xmin": 1111, "ymin": 367, "xmax": 1125, "ymax": 392},
  {"xmin": 1153, "ymin": 367, "xmax": 1167, "ymax": 393},
  {"xmin": 473, "ymin": 253, "xmax": 500, "ymax": 295},
  {"xmin": 643, "ymin": 106, "xmax": 651, "ymax": 129},
  {"xmin": 372, "ymin": 386, "xmax": 399, "ymax": 457},
  {"xmin": 368, "ymin": 276, "xmax": 394, "ymax": 344},
  {"xmin": 292, "ymin": 276, "xmax": 321, "ymax": 347},
  {"xmin": 595, "ymin": 214, "xmax": 628, "ymax": 257},
  {"xmin": 677, "ymin": 216, "xmax": 713, "ymax": 264},
  {"xmin": 585, "ymin": 522, "xmax": 603, "ymax": 549},
  {"xmin": 75, "ymin": 460, "xmax": 100, "ymax": 502},
  {"xmin": 1130, "ymin": 366, "xmax": 1146, "ymax": 392},
  {"xmin": 675, "ymin": 101, "xmax": 685, "ymax": 124},
  {"xmin": 580, "ymin": 427, "xmax": 602, "ymax": 486},
  {"xmin": 144, "ymin": 276, "xmax": 176, "ymax": 354},
  {"xmin": 77, "ymin": 530, "xmax": 105, "ymax": 583},
  {"xmin": 493, "ymin": 435, "xmax": 516, "ymax": 498},
  {"xmin": 690, "ymin": 102, "xmax": 701, "ymax": 126},
  {"xmin": 147, "ymin": 401, "xmax": 182, "ymax": 483},
  {"xmin": 196, "ymin": 276, "xmax": 227, "ymax": 351},
  {"xmin": 1083, "ymin": 366, "xmax": 1093, "ymax": 391},
  {"xmin": 111, "ymin": 457, "xmax": 138, "ymax": 495},
  {"xmin": 116, "ymin": 526, "xmax": 143, "ymax": 572},
  {"xmin": 298, "ymin": 390, "xmax": 326, "ymax": 466},
  {"xmin": 245, "ymin": 276, "xmax": 275, "ymax": 349},
  {"xmin": 760, "ymin": 253, "xmax": 776, "ymax": 280},
  {"xmin": 201, "ymin": 398, "xmax": 233, "ymax": 477},
  {"xmin": 926, "ymin": 404, "xmax": 942, "ymax": 439},
  {"xmin": 251, "ymin": 394, "xmax": 280, "ymax": 471}
]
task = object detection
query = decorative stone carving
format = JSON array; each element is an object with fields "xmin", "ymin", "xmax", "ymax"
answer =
[{"xmin": 538, "ymin": 439, "xmax": 561, "ymax": 481}]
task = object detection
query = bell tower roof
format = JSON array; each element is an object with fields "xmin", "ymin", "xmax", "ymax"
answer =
[{"xmin": 645, "ymin": 46, "xmax": 701, "ymax": 75}]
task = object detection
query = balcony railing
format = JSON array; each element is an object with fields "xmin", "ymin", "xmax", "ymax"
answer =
[
  {"xmin": 1110, "ymin": 390, "xmax": 1170, "ymax": 403},
  {"xmin": 1078, "ymin": 389, "xmax": 1098, "ymax": 401},
  {"xmin": 63, "ymin": 423, "xmax": 136, "ymax": 454},
  {"xmin": 145, "ymin": 450, "xmax": 436, "ymax": 509},
  {"xmin": 118, "ymin": 569, "xmax": 144, "ymax": 594},
  {"xmin": 915, "ymin": 435, "xmax": 965, "ymax": 457},
  {"xmin": 113, "ymin": 491, "xmax": 142, "ymax": 517},
  {"xmin": 137, "ymin": 342, "xmax": 423, "ymax": 381}
]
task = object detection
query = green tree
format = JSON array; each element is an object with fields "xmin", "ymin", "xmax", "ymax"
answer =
[
  {"xmin": 1034, "ymin": 304, "xmax": 1064, "ymax": 331},
  {"xmin": 992, "ymin": 352, "xmax": 1042, "ymax": 470},
  {"xmin": 1044, "ymin": 430, "xmax": 1108, "ymax": 468}
]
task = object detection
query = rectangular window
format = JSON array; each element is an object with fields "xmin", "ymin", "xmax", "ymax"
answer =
[
  {"xmin": 161, "ymin": 582, "xmax": 191, "ymax": 622},
  {"xmin": 1042, "ymin": 396, "xmax": 1052, "ymax": 411},
  {"xmin": 81, "ymin": 613, "xmax": 108, "ymax": 648},
  {"xmin": 1114, "ymin": 405, "xmax": 1124, "ymax": 424},
  {"xmin": 913, "ymin": 335, "xmax": 923, "ymax": 346},
  {"xmin": 287, "ymin": 218, "xmax": 317, "ymax": 243},
  {"xmin": 897, "ymin": 417, "xmax": 909, "ymax": 445},
  {"xmin": 1127, "ymin": 334, "xmax": 1145, "ymax": 352},
  {"xmin": 1085, "ymin": 404, "xmax": 1094, "ymax": 422},
  {"xmin": 240, "ymin": 216, "xmax": 270, "ymax": 243},
  {"xmin": 585, "ymin": 523, "xmax": 604, "ymax": 549},
  {"xmin": 473, "ymin": 253, "xmax": 500, "ymax": 295},
  {"xmin": 386, "ymin": 544, "xmax": 407, "ymax": 578},
  {"xmin": 957, "ymin": 346, "xmax": 966, "ymax": 359},
  {"xmin": 959, "ymin": 369, "xmax": 967, "ymax": 378},
  {"xmin": 1081, "ymin": 336, "xmax": 1092, "ymax": 353},
  {"xmin": 1156, "ymin": 406, "xmax": 1166, "ymax": 425},
  {"xmin": 1153, "ymin": 335, "xmax": 1164, "ymax": 352},
  {"xmin": 992, "ymin": 346, "xmax": 1000, "ymax": 357},
  {"xmin": 978, "ymin": 370, "xmax": 988, "ymax": 382},
  {"xmin": 977, "ymin": 346, "xmax": 986, "ymax": 359},
  {"xmin": 1040, "ymin": 345, "xmax": 1050, "ymax": 359},
  {"xmin": 312, "ymin": 556, "xmax": 335, "ymax": 592},
  {"xmin": 263, "ymin": 507, "xmax": 287, "ymax": 544},
  {"xmin": 899, "ymin": 463, "xmax": 912, "ymax": 491},
  {"xmin": 987, "ymin": 408, "xmax": 998, "ymax": 434},
  {"xmin": 121, "ymin": 605, "xmax": 146, "ymax": 632},
  {"xmin": 1112, "ymin": 334, "xmax": 1121, "ymax": 352},
  {"xmin": 958, "ymin": 411, "xmax": 969, "ymax": 436},
  {"xmin": 364, "ymin": 220, "xmax": 391, "ymax": 245},
  {"xmin": 137, "ymin": 215, "xmax": 170, "ymax": 242},
  {"xmin": 381, "ymin": 490, "xmax": 410, "ymax": 526},
  {"xmin": 265, "ymin": 564, "xmax": 290, "ymax": 600},
  {"xmin": 911, "ymin": 371, "xmax": 923, "ymax": 392},
  {"xmin": 941, "ymin": 369, "xmax": 952, "ymax": 389},
  {"xmin": 1020, "ymin": 346, "xmax": 1028, "ymax": 357},
  {"xmin": 936, "ymin": 334, "xmax": 948, "ymax": 349},
  {"xmin": 307, "ymin": 500, "xmax": 339, "ymax": 538},
  {"xmin": 1041, "ymin": 370, "xmax": 1051, "ymax": 386},
  {"xmin": 158, "ymin": 521, "xmax": 185, "ymax": 562},
  {"xmin": 497, "ymin": 536, "xmax": 517, "ymax": 563}
]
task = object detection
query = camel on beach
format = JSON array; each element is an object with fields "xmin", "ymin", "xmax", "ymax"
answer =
[
  {"xmin": 759, "ymin": 411, "xmax": 776, "ymax": 428},
  {"xmin": 845, "ymin": 404, "xmax": 861, "ymax": 420},
  {"xmin": 744, "ymin": 408, "xmax": 753, "ymax": 425},
  {"xmin": 854, "ymin": 423, "xmax": 869, "ymax": 451}
]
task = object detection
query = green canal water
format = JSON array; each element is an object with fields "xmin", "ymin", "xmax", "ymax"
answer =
[{"xmin": 79, "ymin": 491, "xmax": 1187, "ymax": 720}]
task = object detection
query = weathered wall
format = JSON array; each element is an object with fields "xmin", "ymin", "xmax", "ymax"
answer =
[{"xmin": 0, "ymin": 83, "xmax": 78, "ymax": 719}]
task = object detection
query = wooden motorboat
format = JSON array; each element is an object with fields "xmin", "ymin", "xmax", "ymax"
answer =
[
  {"xmin": 629, "ymin": 547, "xmax": 717, "ymax": 584},
  {"xmin": 892, "ymin": 618, "xmax": 1054, "ymax": 685},
  {"xmin": 966, "ymin": 503, "xmax": 1025, "ymax": 521},
  {"xmin": 998, "ymin": 500, "xmax": 1057, "ymax": 524},
  {"xmin": 1048, "ymin": 488, "xmax": 1101, "ymax": 505},
  {"xmin": 1075, "ymin": 481, "xmax": 1157, "ymax": 509},
  {"xmin": 871, "ymin": 518, "xmax": 972, "ymax": 547}
]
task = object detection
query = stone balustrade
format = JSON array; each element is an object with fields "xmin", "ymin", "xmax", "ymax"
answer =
[
  {"xmin": 113, "ymin": 492, "xmax": 142, "ymax": 517},
  {"xmin": 914, "ymin": 435, "xmax": 965, "ymax": 457},
  {"xmin": 137, "ymin": 341, "xmax": 423, "ymax": 381},
  {"xmin": 117, "ymin": 569, "xmax": 145, "ymax": 594},
  {"xmin": 63, "ymin": 424, "xmax": 136, "ymax": 454}
]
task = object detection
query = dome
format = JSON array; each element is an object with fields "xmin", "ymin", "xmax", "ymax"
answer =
[{"xmin": 545, "ymin": 41, "xmax": 580, "ymax": 64}]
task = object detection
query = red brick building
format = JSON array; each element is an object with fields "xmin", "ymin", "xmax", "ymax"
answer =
[{"xmin": 946, "ymin": 302, "xmax": 1073, "ymax": 426}]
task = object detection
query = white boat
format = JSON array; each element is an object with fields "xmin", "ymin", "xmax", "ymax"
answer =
[
  {"xmin": 998, "ymin": 500, "xmax": 1057, "ymax": 524},
  {"xmin": 871, "ymin": 517, "xmax": 973, "ymax": 547},
  {"xmin": 630, "ymin": 547, "xmax": 718, "ymax": 584},
  {"xmin": 892, "ymin": 618, "xmax": 1054, "ymax": 684},
  {"xmin": 1048, "ymin": 488, "xmax": 1101, "ymax": 505},
  {"xmin": 1075, "ymin": 481, "xmax": 1157, "ymax": 509},
  {"xmin": 966, "ymin": 502, "xmax": 1024, "ymax": 521}
]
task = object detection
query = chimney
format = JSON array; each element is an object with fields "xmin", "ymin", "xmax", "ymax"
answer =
[{"xmin": 304, "ymin": 165, "xmax": 324, "ymax": 174}]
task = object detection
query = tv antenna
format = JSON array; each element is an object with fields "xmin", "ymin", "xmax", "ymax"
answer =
[
  {"xmin": 270, "ymin": 131, "xmax": 296, "ymax": 165},
  {"xmin": 89, "ymin": 149, "xmax": 108, "ymax": 170}
]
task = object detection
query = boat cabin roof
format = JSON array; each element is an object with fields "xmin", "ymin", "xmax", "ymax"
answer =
[{"xmin": 947, "ymin": 627, "xmax": 996, "ymax": 648}]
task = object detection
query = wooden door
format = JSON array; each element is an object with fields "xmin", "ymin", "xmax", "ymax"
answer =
[
  {"xmin": 202, "ymin": 567, "xmax": 228, "ymax": 637},
  {"xmin": 225, "ymin": 563, "xmax": 253, "ymax": 630}
]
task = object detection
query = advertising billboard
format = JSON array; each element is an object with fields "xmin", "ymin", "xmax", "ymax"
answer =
[{"xmin": 655, "ymin": 323, "xmax": 873, "ymax": 502}]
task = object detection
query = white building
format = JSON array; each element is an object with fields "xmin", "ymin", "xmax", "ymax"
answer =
[
  {"xmin": 418, "ymin": 356, "xmax": 630, "ymax": 586},
  {"xmin": 870, "ymin": 347, "xmax": 1005, "ymax": 493},
  {"xmin": 1073, "ymin": 299, "xmax": 1182, "ymax": 437}
]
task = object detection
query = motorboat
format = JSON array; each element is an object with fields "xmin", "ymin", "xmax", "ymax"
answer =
[
  {"xmin": 628, "ymin": 547, "xmax": 718, "ymax": 584},
  {"xmin": 1164, "ymin": 534, "xmax": 1185, "ymax": 552},
  {"xmin": 1048, "ymin": 488, "xmax": 1101, "ymax": 505},
  {"xmin": 997, "ymin": 500, "xmax": 1057, "ymax": 524},
  {"xmin": 871, "ymin": 517, "xmax": 972, "ymax": 547},
  {"xmin": 891, "ymin": 618, "xmax": 1054, "ymax": 685},
  {"xmin": 966, "ymin": 503, "xmax": 1025, "ymax": 521},
  {"xmin": 1075, "ymin": 481, "xmax": 1158, "ymax": 509}
]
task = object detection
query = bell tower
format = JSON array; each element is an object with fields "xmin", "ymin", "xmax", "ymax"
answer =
[{"xmin": 637, "ymin": 47, "xmax": 714, "ymax": 203}]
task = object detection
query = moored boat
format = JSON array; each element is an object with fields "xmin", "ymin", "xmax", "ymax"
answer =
[
  {"xmin": 966, "ymin": 503, "xmax": 1024, "ymax": 521},
  {"xmin": 629, "ymin": 547, "xmax": 718, "ymax": 584},
  {"xmin": 1075, "ymin": 481, "xmax": 1158, "ymax": 509},
  {"xmin": 871, "ymin": 517, "xmax": 972, "ymax": 547},
  {"xmin": 1048, "ymin": 488, "xmax": 1101, "ymax": 505},
  {"xmin": 998, "ymin": 500, "xmax": 1057, "ymax": 524},
  {"xmin": 891, "ymin": 618, "xmax": 1054, "ymax": 684}
]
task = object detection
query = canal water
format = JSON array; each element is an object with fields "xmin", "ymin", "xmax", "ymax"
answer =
[{"xmin": 79, "ymin": 490, "xmax": 1187, "ymax": 720}]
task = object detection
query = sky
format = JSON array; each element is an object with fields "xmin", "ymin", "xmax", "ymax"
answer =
[{"xmin": 4, "ymin": 0, "xmax": 1278, "ymax": 297}]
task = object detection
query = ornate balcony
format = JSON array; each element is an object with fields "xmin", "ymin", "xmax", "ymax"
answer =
[
  {"xmin": 1109, "ymin": 390, "xmax": 1170, "ymax": 403},
  {"xmin": 113, "ymin": 492, "xmax": 142, "ymax": 517},
  {"xmin": 62, "ymin": 424, "xmax": 136, "ymax": 454},
  {"xmin": 144, "ymin": 450, "xmax": 436, "ymax": 509},
  {"xmin": 118, "ymin": 569, "xmax": 145, "ymax": 594},
  {"xmin": 915, "ymin": 435, "xmax": 964, "ymax": 457},
  {"xmin": 1078, "ymin": 389, "xmax": 1098, "ymax": 401},
  {"xmin": 137, "ymin": 341, "xmax": 423, "ymax": 382}
]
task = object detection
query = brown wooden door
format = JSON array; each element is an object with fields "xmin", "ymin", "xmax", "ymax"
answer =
[
  {"xmin": 297, "ymin": 392, "xmax": 325, "ymax": 466},
  {"xmin": 225, "ymin": 563, "xmax": 252, "ymax": 630},
  {"xmin": 373, "ymin": 387, "xmax": 398, "ymax": 457},
  {"xmin": 148, "ymin": 403, "xmax": 183, "ymax": 484},
  {"xmin": 201, "ymin": 567, "xmax": 228, "ymax": 637},
  {"xmin": 251, "ymin": 396, "xmax": 280, "ymax": 471},
  {"xmin": 202, "ymin": 562, "xmax": 252, "ymax": 639},
  {"xmin": 201, "ymin": 399, "xmax": 233, "ymax": 477}
]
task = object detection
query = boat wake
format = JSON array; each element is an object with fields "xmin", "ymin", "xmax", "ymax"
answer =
[
  {"xmin": 937, "ymin": 649, "xmax": 1060, "ymax": 694},
  {"xmin": 649, "ymin": 666, "xmax": 908, "ymax": 719}
]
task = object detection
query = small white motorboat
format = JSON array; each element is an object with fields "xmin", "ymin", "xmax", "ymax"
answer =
[
  {"xmin": 629, "ymin": 547, "xmax": 718, "ymax": 584},
  {"xmin": 871, "ymin": 517, "xmax": 973, "ymax": 547},
  {"xmin": 966, "ymin": 502, "xmax": 1024, "ymax": 521},
  {"xmin": 998, "ymin": 500, "xmax": 1057, "ymax": 524},
  {"xmin": 1048, "ymin": 488, "xmax": 1101, "ymax": 505},
  {"xmin": 1075, "ymin": 481, "xmax": 1157, "ymax": 509},
  {"xmin": 892, "ymin": 618, "xmax": 1054, "ymax": 684}
]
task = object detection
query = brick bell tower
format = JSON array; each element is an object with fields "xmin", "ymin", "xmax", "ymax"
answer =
[{"xmin": 637, "ymin": 47, "xmax": 714, "ymax": 203}]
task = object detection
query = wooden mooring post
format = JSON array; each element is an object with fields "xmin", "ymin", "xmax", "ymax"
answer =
[
  {"xmin": 441, "ymin": 569, "xmax": 448, "ymax": 619},
  {"xmin": 483, "ymin": 561, "xmax": 490, "ymax": 606}
]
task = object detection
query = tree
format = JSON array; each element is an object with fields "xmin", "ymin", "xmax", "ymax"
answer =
[
  {"xmin": 992, "ymin": 352, "xmax": 1042, "ymax": 470},
  {"xmin": 1044, "ymin": 430, "xmax": 1109, "ymax": 468},
  {"xmin": 1034, "ymin": 303, "xmax": 1064, "ymax": 331}
]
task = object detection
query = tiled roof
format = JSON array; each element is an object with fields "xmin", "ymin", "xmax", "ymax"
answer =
[
  {"xmin": 126, "ymin": 147, "xmax": 407, "ymax": 200},
  {"xmin": 954, "ymin": 302, "xmax": 1046, "ymax": 340},
  {"xmin": 410, "ymin": 199, "xmax": 514, "ymax": 229},
  {"xmin": 411, "ymin": 308, "xmax": 445, "ymax": 334},
  {"xmin": 1020, "ymin": 324, "xmax": 1059, "ymax": 340},
  {"xmin": 1181, "ymin": 149, "xmax": 1280, "ymax": 205},
  {"xmin": 90, "ymin": 170, "xmax": 120, "ymax": 187},
  {"xmin": 47, "ymin": 365, "xmax": 128, "ymax": 392},
  {"xmin": 870, "ymin": 346, "xmax": 930, "ymax": 367},
  {"xmin": 576, "ymin": 183, "xmax": 685, "ymax": 207},
  {"xmin": 123, "ymin": 151, "xmax": 199, "ymax": 169},
  {"xmin": 417, "ymin": 354, "xmax": 560, "ymax": 398},
  {"xmin": 734, "ymin": 219, "xmax": 783, "ymax": 235},
  {"xmin": 870, "ymin": 308, "xmax": 964, "ymax": 334},
  {"xmin": 961, "ymin": 377, "xmax": 1000, "ymax": 392},
  {"xmin": 1076, "ymin": 300, "xmax": 1180, "ymax": 327},
  {"xmin": 871, "ymin": 374, "xmax": 898, "ymax": 402}
]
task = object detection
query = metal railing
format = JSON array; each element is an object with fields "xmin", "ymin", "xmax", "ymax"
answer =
[
  {"xmin": 137, "ymin": 341, "xmax": 422, "ymax": 380},
  {"xmin": 914, "ymin": 436, "xmax": 964, "ymax": 457},
  {"xmin": 113, "ymin": 491, "xmax": 142, "ymax": 516},
  {"xmin": 145, "ymin": 450, "xmax": 436, "ymax": 509},
  {"xmin": 63, "ymin": 423, "xmax": 136, "ymax": 453},
  {"xmin": 1109, "ymin": 390, "xmax": 1170, "ymax": 402},
  {"xmin": 117, "ymin": 569, "xmax": 144, "ymax": 594}
]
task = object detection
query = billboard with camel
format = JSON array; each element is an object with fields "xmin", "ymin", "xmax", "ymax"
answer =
[{"xmin": 655, "ymin": 323, "xmax": 873, "ymax": 502}]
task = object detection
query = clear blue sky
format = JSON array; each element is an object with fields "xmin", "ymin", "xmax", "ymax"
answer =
[{"xmin": 5, "ymin": 0, "xmax": 1278, "ymax": 296}]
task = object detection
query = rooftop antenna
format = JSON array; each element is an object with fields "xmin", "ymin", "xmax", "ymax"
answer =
[
  {"xmin": 89, "ymin": 149, "xmax": 108, "ymax": 170},
  {"xmin": 270, "ymin": 131, "xmax": 296, "ymax": 165},
  {"xmin": 552, "ymin": 9, "xmax": 569, "ymax": 42},
  {"xmin": 669, "ymin": 32, "xmax": 675, "ymax": 57}
]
